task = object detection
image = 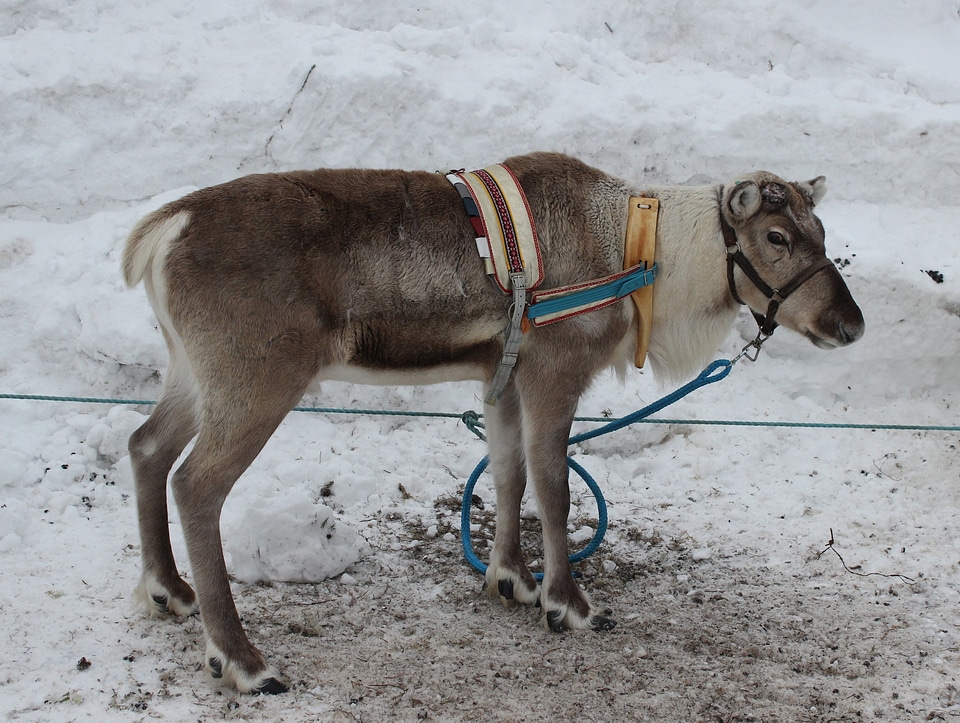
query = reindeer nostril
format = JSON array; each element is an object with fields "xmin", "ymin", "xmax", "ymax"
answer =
[{"xmin": 838, "ymin": 320, "xmax": 864, "ymax": 344}]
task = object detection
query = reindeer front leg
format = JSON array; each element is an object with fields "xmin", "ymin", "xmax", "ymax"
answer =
[
  {"xmin": 517, "ymin": 376, "xmax": 616, "ymax": 633},
  {"xmin": 484, "ymin": 383, "xmax": 540, "ymax": 607}
]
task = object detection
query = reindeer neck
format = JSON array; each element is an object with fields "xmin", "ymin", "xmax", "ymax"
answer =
[{"xmin": 634, "ymin": 184, "xmax": 740, "ymax": 382}]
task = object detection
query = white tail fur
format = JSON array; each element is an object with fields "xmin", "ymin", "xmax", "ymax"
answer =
[{"xmin": 122, "ymin": 209, "xmax": 190, "ymax": 287}]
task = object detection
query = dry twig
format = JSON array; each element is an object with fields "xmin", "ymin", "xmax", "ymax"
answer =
[{"xmin": 814, "ymin": 528, "xmax": 916, "ymax": 585}]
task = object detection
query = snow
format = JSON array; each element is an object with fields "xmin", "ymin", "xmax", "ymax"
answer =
[{"xmin": 1, "ymin": 1, "xmax": 959, "ymax": 720}]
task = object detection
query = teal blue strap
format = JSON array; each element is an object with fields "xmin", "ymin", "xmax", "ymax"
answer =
[{"xmin": 526, "ymin": 263, "xmax": 658, "ymax": 323}]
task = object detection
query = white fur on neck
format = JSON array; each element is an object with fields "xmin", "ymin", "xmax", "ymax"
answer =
[
  {"xmin": 595, "ymin": 183, "xmax": 735, "ymax": 383},
  {"xmin": 643, "ymin": 184, "xmax": 739, "ymax": 382}
]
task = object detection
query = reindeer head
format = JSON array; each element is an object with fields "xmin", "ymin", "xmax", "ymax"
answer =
[{"xmin": 720, "ymin": 172, "xmax": 864, "ymax": 348}]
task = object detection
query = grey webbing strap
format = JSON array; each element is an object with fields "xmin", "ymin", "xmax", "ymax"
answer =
[{"xmin": 484, "ymin": 271, "xmax": 527, "ymax": 405}]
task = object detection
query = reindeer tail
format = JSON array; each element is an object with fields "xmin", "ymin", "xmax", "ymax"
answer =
[{"xmin": 122, "ymin": 208, "xmax": 190, "ymax": 288}]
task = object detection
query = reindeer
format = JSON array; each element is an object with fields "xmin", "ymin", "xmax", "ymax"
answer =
[{"xmin": 122, "ymin": 152, "xmax": 863, "ymax": 693}]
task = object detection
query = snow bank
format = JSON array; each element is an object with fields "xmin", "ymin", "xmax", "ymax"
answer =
[{"xmin": 3, "ymin": 0, "xmax": 959, "ymax": 223}]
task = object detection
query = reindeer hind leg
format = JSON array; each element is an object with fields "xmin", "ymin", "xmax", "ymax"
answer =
[
  {"xmin": 129, "ymin": 353, "xmax": 200, "ymax": 618},
  {"xmin": 171, "ymin": 336, "xmax": 325, "ymax": 694}
]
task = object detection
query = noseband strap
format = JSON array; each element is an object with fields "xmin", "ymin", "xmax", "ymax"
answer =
[{"xmin": 720, "ymin": 215, "xmax": 834, "ymax": 337}]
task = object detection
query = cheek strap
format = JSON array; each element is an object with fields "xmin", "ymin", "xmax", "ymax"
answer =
[{"xmin": 721, "ymin": 215, "xmax": 835, "ymax": 337}]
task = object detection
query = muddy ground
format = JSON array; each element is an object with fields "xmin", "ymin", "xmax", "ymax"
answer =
[{"xmin": 55, "ymin": 498, "xmax": 959, "ymax": 723}]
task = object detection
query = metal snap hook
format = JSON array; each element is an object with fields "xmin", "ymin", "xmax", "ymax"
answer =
[{"xmin": 732, "ymin": 332, "xmax": 771, "ymax": 364}]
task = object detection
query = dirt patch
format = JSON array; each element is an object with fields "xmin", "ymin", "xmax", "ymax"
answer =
[{"xmin": 94, "ymin": 514, "xmax": 960, "ymax": 723}]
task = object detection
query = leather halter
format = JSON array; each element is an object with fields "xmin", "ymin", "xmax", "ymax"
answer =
[{"xmin": 719, "ymin": 212, "xmax": 834, "ymax": 338}]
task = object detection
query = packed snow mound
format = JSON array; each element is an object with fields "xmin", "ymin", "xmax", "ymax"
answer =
[{"xmin": 224, "ymin": 492, "xmax": 367, "ymax": 583}]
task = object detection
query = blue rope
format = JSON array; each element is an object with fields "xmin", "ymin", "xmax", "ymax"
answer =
[
  {"xmin": 569, "ymin": 359, "xmax": 731, "ymax": 445},
  {"xmin": 459, "ymin": 359, "xmax": 732, "ymax": 576},
  {"xmin": 460, "ymin": 455, "xmax": 607, "ymax": 581}
]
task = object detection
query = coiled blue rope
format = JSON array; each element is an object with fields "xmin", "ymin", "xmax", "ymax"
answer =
[{"xmin": 460, "ymin": 359, "xmax": 732, "ymax": 577}]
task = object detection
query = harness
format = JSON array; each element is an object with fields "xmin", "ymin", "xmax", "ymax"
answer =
[
  {"xmin": 447, "ymin": 164, "xmax": 658, "ymax": 404},
  {"xmin": 719, "ymin": 207, "xmax": 834, "ymax": 358}
]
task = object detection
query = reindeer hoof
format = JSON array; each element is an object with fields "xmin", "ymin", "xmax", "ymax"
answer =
[
  {"xmin": 136, "ymin": 574, "xmax": 198, "ymax": 618},
  {"xmin": 498, "ymin": 579, "xmax": 515, "ymax": 600},
  {"xmin": 543, "ymin": 601, "xmax": 613, "ymax": 633},
  {"xmin": 591, "ymin": 614, "xmax": 617, "ymax": 632},
  {"xmin": 255, "ymin": 677, "xmax": 289, "ymax": 695},
  {"xmin": 207, "ymin": 654, "xmax": 287, "ymax": 694}
]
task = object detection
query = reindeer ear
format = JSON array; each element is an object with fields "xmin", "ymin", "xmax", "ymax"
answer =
[
  {"xmin": 798, "ymin": 176, "xmax": 827, "ymax": 206},
  {"xmin": 727, "ymin": 180, "xmax": 762, "ymax": 220}
]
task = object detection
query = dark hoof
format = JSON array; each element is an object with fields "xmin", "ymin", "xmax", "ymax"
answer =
[
  {"xmin": 151, "ymin": 595, "xmax": 169, "ymax": 614},
  {"xmin": 208, "ymin": 657, "xmax": 223, "ymax": 679},
  {"xmin": 256, "ymin": 677, "xmax": 289, "ymax": 695},
  {"xmin": 546, "ymin": 610, "xmax": 565, "ymax": 633},
  {"xmin": 498, "ymin": 579, "xmax": 515, "ymax": 601},
  {"xmin": 592, "ymin": 615, "xmax": 617, "ymax": 632}
]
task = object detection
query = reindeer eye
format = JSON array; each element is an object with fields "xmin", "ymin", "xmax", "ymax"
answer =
[{"xmin": 767, "ymin": 231, "xmax": 787, "ymax": 246}]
